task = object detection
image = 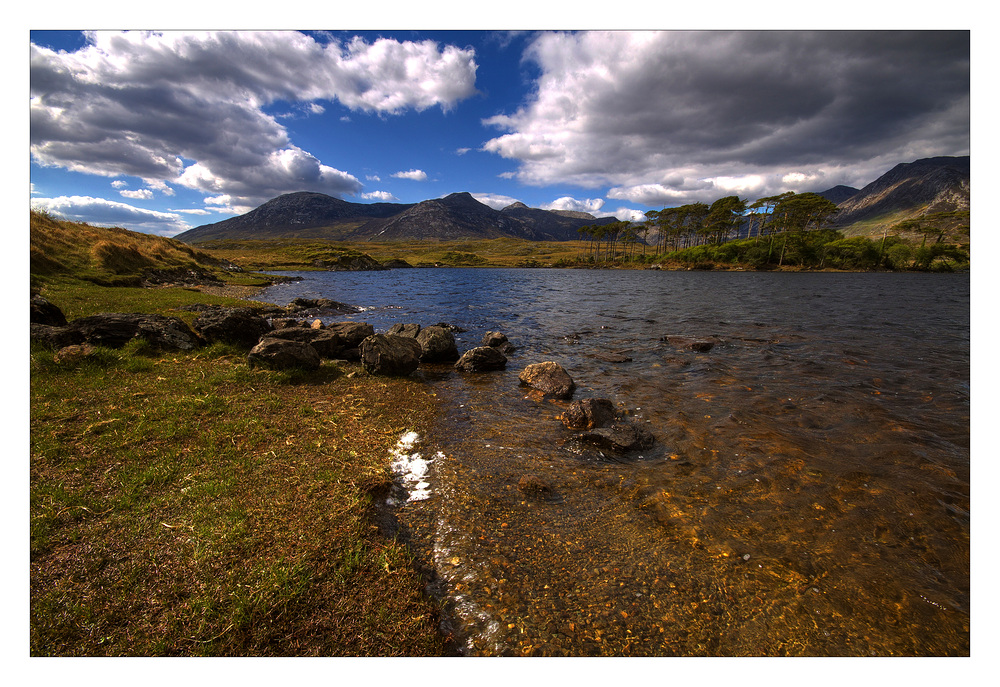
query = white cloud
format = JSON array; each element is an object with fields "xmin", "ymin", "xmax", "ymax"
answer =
[
  {"xmin": 32, "ymin": 196, "xmax": 191, "ymax": 236},
  {"xmin": 111, "ymin": 180, "xmax": 128, "ymax": 189},
  {"xmin": 482, "ymin": 31, "xmax": 969, "ymax": 206},
  {"xmin": 361, "ymin": 190, "xmax": 400, "ymax": 201},
  {"xmin": 471, "ymin": 193, "xmax": 521, "ymax": 210},
  {"xmin": 456, "ymin": 147, "xmax": 471, "ymax": 155},
  {"xmin": 366, "ymin": 174, "xmax": 381, "ymax": 182},
  {"xmin": 30, "ymin": 31, "xmax": 478, "ymax": 207},
  {"xmin": 171, "ymin": 208, "xmax": 212, "ymax": 215},
  {"xmin": 119, "ymin": 188, "xmax": 154, "ymax": 200},
  {"xmin": 542, "ymin": 196, "xmax": 605, "ymax": 214},
  {"xmin": 392, "ymin": 169, "xmax": 428, "ymax": 181}
]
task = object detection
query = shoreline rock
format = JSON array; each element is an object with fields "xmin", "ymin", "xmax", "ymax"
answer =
[{"xmin": 519, "ymin": 361, "xmax": 575, "ymax": 399}]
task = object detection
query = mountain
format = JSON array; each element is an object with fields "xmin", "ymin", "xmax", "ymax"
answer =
[
  {"xmin": 500, "ymin": 202, "xmax": 618, "ymax": 240},
  {"xmin": 830, "ymin": 156, "xmax": 969, "ymax": 227},
  {"xmin": 354, "ymin": 192, "xmax": 537, "ymax": 241},
  {"xmin": 175, "ymin": 192, "xmax": 414, "ymax": 242},
  {"xmin": 177, "ymin": 191, "xmax": 614, "ymax": 243},
  {"xmin": 816, "ymin": 185, "xmax": 859, "ymax": 204}
]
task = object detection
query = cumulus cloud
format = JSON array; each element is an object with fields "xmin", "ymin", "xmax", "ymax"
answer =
[
  {"xmin": 361, "ymin": 190, "xmax": 400, "ymax": 201},
  {"xmin": 32, "ymin": 196, "xmax": 191, "ymax": 236},
  {"xmin": 30, "ymin": 31, "xmax": 478, "ymax": 207},
  {"xmin": 471, "ymin": 193, "xmax": 521, "ymax": 210},
  {"xmin": 392, "ymin": 169, "xmax": 428, "ymax": 181},
  {"xmin": 542, "ymin": 196, "xmax": 606, "ymax": 214},
  {"xmin": 483, "ymin": 31, "xmax": 969, "ymax": 205},
  {"xmin": 119, "ymin": 188, "xmax": 154, "ymax": 200}
]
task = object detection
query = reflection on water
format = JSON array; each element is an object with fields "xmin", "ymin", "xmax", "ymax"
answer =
[{"xmin": 258, "ymin": 269, "xmax": 970, "ymax": 656}]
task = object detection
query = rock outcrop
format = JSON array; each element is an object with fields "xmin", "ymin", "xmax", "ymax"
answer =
[
  {"xmin": 455, "ymin": 346, "xmax": 508, "ymax": 372},
  {"xmin": 248, "ymin": 338, "xmax": 321, "ymax": 370}
]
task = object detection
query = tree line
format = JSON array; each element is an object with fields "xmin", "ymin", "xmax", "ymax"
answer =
[{"xmin": 573, "ymin": 192, "xmax": 968, "ymax": 271}]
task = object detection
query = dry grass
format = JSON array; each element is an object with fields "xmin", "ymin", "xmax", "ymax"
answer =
[{"xmin": 30, "ymin": 342, "xmax": 448, "ymax": 655}]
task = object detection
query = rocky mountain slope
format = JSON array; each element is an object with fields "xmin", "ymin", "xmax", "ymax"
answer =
[{"xmin": 829, "ymin": 156, "xmax": 969, "ymax": 227}]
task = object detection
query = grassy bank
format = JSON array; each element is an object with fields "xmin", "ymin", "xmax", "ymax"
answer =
[
  {"xmin": 30, "ymin": 335, "xmax": 448, "ymax": 656},
  {"xmin": 29, "ymin": 211, "xmax": 451, "ymax": 655}
]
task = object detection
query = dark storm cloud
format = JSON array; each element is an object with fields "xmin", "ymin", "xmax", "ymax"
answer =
[{"xmin": 483, "ymin": 30, "xmax": 969, "ymax": 205}]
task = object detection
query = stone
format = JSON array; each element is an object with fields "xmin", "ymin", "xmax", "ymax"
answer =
[
  {"xmin": 359, "ymin": 334, "xmax": 421, "ymax": 376},
  {"xmin": 388, "ymin": 323, "xmax": 421, "ymax": 338},
  {"xmin": 481, "ymin": 331, "xmax": 508, "ymax": 347},
  {"xmin": 519, "ymin": 361, "xmax": 575, "ymax": 399},
  {"xmin": 663, "ymin": 336, "xmax": 716, "ymax": 352},
  {"xmin": 416, "ymin": 325, "xmax": 459, "ymax": 362},
  {"xmin": 53, "ymin": 343, "xmax": 96, "ymax": 365},
  {"xmin": 325, "ymin": 322, "xmax": 375, "ymax": 360},
  {"xmin": 248, "ymin": 337, "xmax": 321, "ymax": 370},
  {"xmin": 562, "ymin": 398, "xmax": 617, "ymax": 430},
  {"xmin": 454, "ymin": 346, "xmax": 507, "ymax": 372},
  {"xmin": 263, "ymin": 327, "xmax": 343, "ymax": 358},
  {"xmin": 517, "ymin": 474, "xmax": 553, "ymax": 497},
  {"xmin": 30, "ymin": 295, "xmax": 67, "ymax": 326},
  {"xmin": 577, "ymin": 422, "xmax": 655, "ymax": 453},
  {"xmin": 69, "ymin": 313, "xmax": 201, "ymax": 351},
  {"xmin": 310, "ymin": 319, "xmax": 324, "ymax": 329},
  {"xmin": 193, "ymin": 307, "xmax": 273, "ymax": 348}
]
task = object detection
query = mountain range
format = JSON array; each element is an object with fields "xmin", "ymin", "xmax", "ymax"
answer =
[
  {"xmin": 176, "ymin": 191, "xmax": 618, "ymax": 243},
  {"xmin": 176, "ymin": 156, "xmax": 969, "ymax": 244}
]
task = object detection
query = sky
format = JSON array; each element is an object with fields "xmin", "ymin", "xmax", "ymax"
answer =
[{"xmin": 27, "ymin": 15, "xmax": 972, "ymax": 237}]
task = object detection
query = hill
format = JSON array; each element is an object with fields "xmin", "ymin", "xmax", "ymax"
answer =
[
  {"xmin": 30, "ymin": 209, "xmax": 244, "ymax": 288},
  {"xmin": 177, "ymin": 191, "xmax": 616, "ymax": 244},
  {"xmin": 175, "ymin": 191, "xmax": 414, "ymax": 242},
  {"xmin": 830, "ymin": 156, "xmax": 969, "ymax": 231}
]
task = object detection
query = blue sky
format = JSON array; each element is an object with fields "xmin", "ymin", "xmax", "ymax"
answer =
[{"xmin": 28, "ymin": 21, "xmax": 971, "ymax": 237}]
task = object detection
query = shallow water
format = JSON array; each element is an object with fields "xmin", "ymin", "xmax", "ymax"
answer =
[{"xmin": 258, "ymin": 268, "xmax": 970, "ymax": 656}]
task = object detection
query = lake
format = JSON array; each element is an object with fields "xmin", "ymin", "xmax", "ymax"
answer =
[{"xmin": 257, "ymin": 268, "xmax": 970, "ymax": 656}]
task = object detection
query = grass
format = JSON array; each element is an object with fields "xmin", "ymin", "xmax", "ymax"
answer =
[
  {"xmin": 193, "ymin": 236, "xmax": 592, "ymax": 270},
  {"xmin": 30, "ymin": 339, "xmax": 448, "ymax": 655},
  {"xmin": 29, "ymin": 211, "xmax": 450, "ymax": 655}
]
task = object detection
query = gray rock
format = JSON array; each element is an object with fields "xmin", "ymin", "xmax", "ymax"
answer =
[
  {"xmin": 416, "ymin": 325, "xmax": 459, "ymax": 362},
  {"xmin": 454, "ymin": 346, "xmax": 508, "ymax": 372},
  {"xmin": 264, "ymin": 327, "xmax": 343, "ymax": 359},
  {"xmin": 193, "ymin": 307, "xmax": 272, "ymax": 348},
  {"xmin": 388, "ymin": 323, "xmax": 421, "ymax": 338},
  {"xmin": 359, "ymin": 334, "xmax": 421, "ymax": 375},
  {"xmin": 248, "ymin": 337, "xmax": 321, "ymax": 370}
]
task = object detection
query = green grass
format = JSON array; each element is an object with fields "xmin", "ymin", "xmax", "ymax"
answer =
[{"xmin": 30, "ymin": 340, "xmax": 448, "ymax": 655}]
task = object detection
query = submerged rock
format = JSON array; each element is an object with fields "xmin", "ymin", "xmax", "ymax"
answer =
[
  {"xmin": 519, "ymin": 361, "xmax": 575, "ymax": 399},
  {"xmin": 562, "ymin": 398, "xmax": 617, "ymax": 430},
  {"xmin": 517, "ymin": 474, "xmax": 554, "ymax": 497},
  {"xmin": 577, "ymin": 422, "xmax": 655, "ymax": 453},
  {"xmin": 663, "ymin": 335, "xmax": 716, "ymax": 352}
]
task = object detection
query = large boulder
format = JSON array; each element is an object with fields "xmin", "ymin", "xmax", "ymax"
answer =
[
  {"xmin": 325, "ymin": 322, "xmax": 375, "ymax": 360},
  {"xmin": 264, "ymin": 327, "xmax": 343, "ymax": 358},
  {"xmin": 248, "ymin": 338, "xmax": 321, "ymax": 371},
  {"xmin": 562, "ymin": 398, "xmax": 617, "ymax": 430},
  {"xmin": 388, "ymin": 323, "xmax": 421, "ymax": 338},
  {"xmin": 359, "ymin": 334, "xmax": 422, "ymax": 376},
  {"xmin": 31, "ymin": 323, "xmax": 84, "ymax": 350},
  {"xmin": 30, "ymin": 295, "xmax": 67, "ymax": 326},
  {"xmin": 416, "ymin": 325, "xmax": 459, "ymax": 362},
  {"xmin": 518, "ymin": 361, "xmax": 575, "ymax": 399},
  {"xmin": 193, "ymin": 307, "xmax": 272, "ymax": 348},
  {"xmin": 455, "ymin": 346, "xmax": 507, "ymax": 372},
  {"xmin": 70, "ymin": 313, "xmax": 201, "ymax": 351},
  {"xmin": 576, "ymin": 422, "xmax": 655, "ymax": 453}
]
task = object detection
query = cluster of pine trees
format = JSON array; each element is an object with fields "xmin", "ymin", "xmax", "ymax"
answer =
[{"xmin": 574, "ymin": 192, "xmax": 968, "ymax": 271}]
